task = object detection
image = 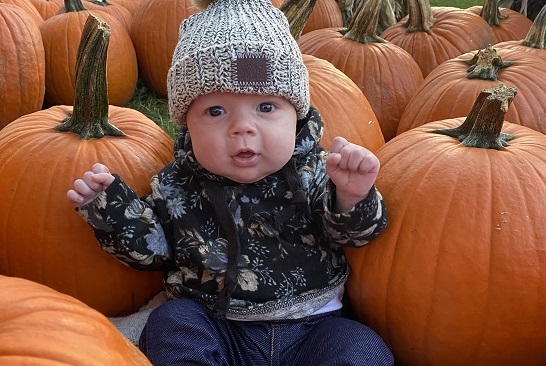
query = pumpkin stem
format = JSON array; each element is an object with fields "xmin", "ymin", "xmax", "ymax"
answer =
[
  {"xmin": 377, "ymin": 0, "xmax": 397, "ymax": 34},
  {"xmin": 478, "ymin": 0, "xmax": 506, "ymax": 26},
  {"xmin": 63, "ymin": 0, "xmax": 88, "ymax": 12},
  {"xmin": 336, "ymin": 0, "xmax": 355, "ymax": 26},
  {"xmin": 54, "ymin": 14, "xmax": 125, "ymax": 139},
  {"xmin": 343, "ymin": 0, "xmax": 386, "ymax": 43},
  {"xmin": 403, "ymin": 0, "xmax": 435, "ymax": 33},
  {"xmin": 521, "ymin": 4, "xmax": 546, "ymax": 48},
  {"xmin": 280, "ymin": 0, "xmax": 317, "ymax": 40},
  {"xmin": 431, "ymin": 84, "xmax": 517, "ymax": 149},
  {"xmin": 465, "ymin": 45, "xmax": 514, "ymax": 80}
]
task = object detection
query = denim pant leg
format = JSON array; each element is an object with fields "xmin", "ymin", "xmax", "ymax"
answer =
[
  {"xmin": 291, "ymin": 314, "xmax": 395, "ymax": 366},
  {"xmin": 139, "ymin": 298, "xmax": 236, "ymax": 365},
  {"xmin": 139, "ymin": 298, "xmax": 274, "ymax": 366}
]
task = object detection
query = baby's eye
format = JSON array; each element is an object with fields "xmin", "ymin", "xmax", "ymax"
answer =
[
  {"xmin": 258, "ymin": 103, "xmax": 274, "ymax": 113},
  {"xmin": 207, "ymin": 106, "xmax": 224, "ymax": 117}
]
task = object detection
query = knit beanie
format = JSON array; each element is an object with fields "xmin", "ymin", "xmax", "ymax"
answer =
[{"xmin": 167, "ymin": 0, "xmax": 310, "ymax": 125}]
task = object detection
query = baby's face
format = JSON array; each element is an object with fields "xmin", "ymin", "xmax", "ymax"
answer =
[{"xmin": 186, "ymin": 92, "xmax": 297, "ymax": 183}]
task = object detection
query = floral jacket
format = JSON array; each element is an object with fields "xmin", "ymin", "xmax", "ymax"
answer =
[{"xmin": 78, "ymin": 107, "xmax": 387, "ymax": 321}]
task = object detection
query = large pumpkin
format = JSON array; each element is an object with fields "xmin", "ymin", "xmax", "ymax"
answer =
[
  {"xmin": 345, "ymin": 85, "xmax": 546, "ymax": 365},
  {"xmin": 397, "ymin": 45, "xmax": 546, "ymax": 135},
  {"xmin": 40, "ymin": 0, "xmax": 138, "ymax": 107},
  {"xmin": 297, "ymin": 0, "xmax": 424, "ymax": 142},
  {"xmin": 380, "ymin": 0, "xmax": 495, "ymax": 77},
  {"xmin": 305, "ymin": 54, "xmax": 385, "ymax": 153},
  {"xmin": 0, "ymin": 15, "xmax": 173, "ymax": 316},
  {"xmin": 467, "ymin": 0, "xmax": 532, "ymax": 43},
  {"xmin": 0, "ymin": 275, "xmax": 152, "ymax": 365},
  {"xmin": 0, "ymin": 4, "xmax": 45, "ymax": 130}
]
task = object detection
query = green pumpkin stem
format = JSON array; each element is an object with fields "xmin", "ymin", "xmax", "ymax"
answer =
[
  {"xmin": 521, "ymin": 4, "xmax": 546, "ymax": 48},
  {"xmin": 54, "ymin": 14, "xmax": 125, "ymax": 139},
  {"xmin": 465, "ymin": 45, "xmax": 514, "ymax": 80},
  {"xmin": 403, "ymin": 0, "xmax": 435, "ymax": 32},
  {"xmin": 478, "ymin": 0, "xmax": 506, "ymax": 26},
  {"xmin": 432, "ymin": 84, "xmax": 517, "ymax": 149},
  {"xmin": 343, "ymin": 0, "xmax": 386, "ymax": 43},
  {"xmin": 281, "ymin": 0, "xmax": 317, "ymax": 40},
  {"xmin": 63, "ymin": 0, "xmax": 87, "ymax": 12}
]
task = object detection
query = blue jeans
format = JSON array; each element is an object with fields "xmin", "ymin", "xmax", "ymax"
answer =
[{"xmin": 139, "ymin": 298, "xmax": 394, "ymax": 366}]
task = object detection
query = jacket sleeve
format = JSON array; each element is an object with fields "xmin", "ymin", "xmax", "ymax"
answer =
[
  {"xmin": 76, "ymin": 174, "xmax": 173, "ymax": 271},
  {"xmin": 309, "ymin": 152, "xmax": 388, "ymax": 248},
  {"xmin": 321, "ymin": 183, "xmax": 387, "ymax": 247}
]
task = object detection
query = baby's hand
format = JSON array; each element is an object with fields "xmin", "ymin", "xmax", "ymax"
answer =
[
  {"xmin": 67, "ymin": 163, "xmax": 115, "ymax": 207},
  {"xmin": 326, "ymin": 136, "xmax": 380, "ymax": 212}
]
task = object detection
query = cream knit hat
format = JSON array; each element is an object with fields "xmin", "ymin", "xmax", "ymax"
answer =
[{"xmin": 167, "ymin": 0, "xmax": 310, "ymax": 125}]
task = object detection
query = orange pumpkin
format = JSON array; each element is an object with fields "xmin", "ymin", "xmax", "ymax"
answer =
[
  {"xmin": 397, "ymin": 45, "xmax": 546, "ymax": 135},
  {"xmin": 298, "ymin": 0, "xmax": 424, "ymax": 142},
  {"xmin": 305, "ymin": 54, "xmax": 384, "ymax": 153},
  {"xmin": 130, "ymin": 0, "xmax": 198, "ymax": 98},
  {"xmin": 345, "ymin": 84, "xmax": 546, "ymax": 365},
  {"xmin": 494, "ymin": 4, "xmax": 546, "ymax": 62},
  {"xmin": 79, "ymin": 0, "xmax": 133, "ymax": 31},
  {"xmin": 0, "ymin": 0, "xmax": 43, "ymax": 25},
  {"xmin": 28, "ymin": 0, "xmax": 63, "ymax": 19},
  {"xmin": 0, "ymin": 14, "xmax": 173, "ymax": 316},
  {"xmin": 302, "ymin": 0, "xmax": 343, "ymax": 35},
  {"xmin": 0, "ymin": 4, "xmax": 45, "ymax": 130},
  {"xmin": 467, "ymin": 0, "xmax": 532, "ymax": 43},
  {"xmin": 0, "ymin": 275, "xmax": 152, "ymax": 366},
  {"xmin": 380, "ymin": 0, "xmax": 495, "ymax": 77},
  {"xmin": 40, "ymin": 0, "xmax": 138, "ymax": 107}
]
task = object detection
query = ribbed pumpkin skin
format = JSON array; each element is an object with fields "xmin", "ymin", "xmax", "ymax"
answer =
[
  {"xmin": 0, "ymin": 0, "xmax": 44, "ymax": 25},
  {"xmin": 130, "ymin": 0, "xmax": 197, "ymax": 98},
  {"xmin": 0, "ymin": 275, "xmax": 152, "ymax": 365},
  {"xmin": 0, "ymin": 106, "xmax": 173, "ymax": 316},
  {"xmin": 345, "ymin": 119, "xmax": 546, "ymax": 365},
  {"xmin": 304, "ymin": 54, "xmax": 384, "ymax": 153},
  {"xmin": 467, "ymin": 5, "xmax": 533, "ymax": 43},
  {"xmin": 40, "ymin": 11, "xmax": 138, "ymax": 107},
  {"xmin": 381, "ymin": 7, "xmax": 495, "ymax": 77},
  {"xmin": 397, "ymin": 48, "xmax": 546, "ymax": 135},
  {"xmin": 298, "ymin": 28, "xmax": 424, "ymax": 142},
  {"xmin": 302, "ymin": 0, "xmax": 343, "ymax": 35},
  {"xmin": 0, "ymin": 4, "xmax": 45, "ymax": 129},
  {"xmin": 28, "ymin": 0, "xmax": 63, "ymax": 20}
]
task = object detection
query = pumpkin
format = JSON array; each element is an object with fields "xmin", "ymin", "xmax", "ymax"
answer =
[
  {"xmin": 130, "ymin": 0, "xmax": 198, "ymax": 98},
  {"xmin": 0, "ymin": 4, "xmax": 45, "ymax": 130},
  {"xmin": 467, "ymin": 0, "xmax": 533, "ymax": 43},
  {"xmin": 494, "ymin": 3, "xmax": 546, "ymax": 62},
  {"xmin": 345, "ymin": 84, "xmax": 546, "ymax": 365},
  {"xmin": 380, "ymin": 0, "xmax": 495, "ymax": 77},
  {"xmin": 305, "ymin": 54, "xmax": 385, "ymax": 153},
  {"xmin": 397, "ymin": 45, "xmax": 546, "ymax": 135},
  {"xmin": 0, "ymin": 275, "xmax": 152, "ymax": 365},
  {"xmin": 79, "ymin": 0, "xmax": 133, "ymax": 31},
  {"xmin": 0, "ymin": 14, "xmax": 173, "ymax": 316},
  {"xmin": 0, "ymin": 0, "xmax": 43, "ymax": 25},
  {"xmin": 302, "ymin": 0, "xmax": 343, "ymax": 35},
  {"xmin": 298, "ymin": 0, "xmax": 424, "ymax": 142},
  {"xmin": 28, "ymin": 0, "xmax": 63, "ymax": 19},
  {"xmin": 40, "ymin": 0, "xmax": 138, "ymax": 107}
]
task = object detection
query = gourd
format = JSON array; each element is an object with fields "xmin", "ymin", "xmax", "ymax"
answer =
[
  {"xmin": 0, "ymin": 3, "xmax": 45, "ymax": 129},
  {"xmin": 0, "ymin": 275, "xmax": 152, "ymax": 365},
  {"xmin": 0, "ymin": 14, "xmax": 173, "ymax": 316},
  {"xmin": 345, "ymin": 84, "xmax": 546, "ymax": 365}
]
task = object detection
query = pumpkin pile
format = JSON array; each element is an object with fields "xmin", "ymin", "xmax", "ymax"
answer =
[{"xmin": 1, "ymin": 0, "xmax": 546, "ymax": 364}]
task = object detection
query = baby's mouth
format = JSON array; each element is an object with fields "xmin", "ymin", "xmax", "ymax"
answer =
[{"xmin": 235, "ymin": 150, "xmax": 256, "ymax": 158}]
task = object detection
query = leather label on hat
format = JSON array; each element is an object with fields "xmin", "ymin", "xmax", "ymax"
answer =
[{"xmin": 232, "ymin": 52, "xmax": 272, "ymax": 86}]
